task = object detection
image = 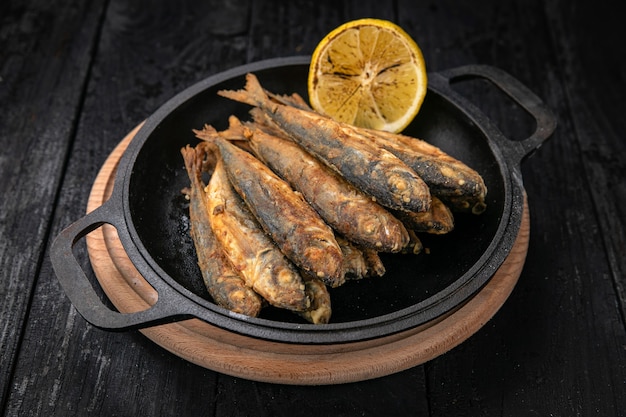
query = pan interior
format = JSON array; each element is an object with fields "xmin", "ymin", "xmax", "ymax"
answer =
[{"xmin": 128, "ymin": 64, "xmax": 506, "ymax": 325}]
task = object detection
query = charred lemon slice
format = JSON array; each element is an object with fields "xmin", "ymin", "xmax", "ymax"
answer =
[{"xmin": 308, "ymin": 18, "xmax": 427, "ymax": 133}]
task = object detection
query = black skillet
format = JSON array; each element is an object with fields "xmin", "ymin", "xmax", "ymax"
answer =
[{"xmin": 51, "ymin": 56, "xmax": 556, "ymax": 344}]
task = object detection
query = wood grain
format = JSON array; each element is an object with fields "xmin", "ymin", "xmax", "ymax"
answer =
[
  {"xmin": 0, "ymin": 0, "xmax": 108, "ymax": 407},
  {"xmin": 84, "ymin": 127, "xmax": 529, "ymax": 385},
  {"xmin": 4, "ymin": 0, "xmax": 625, "ymax": 415}
]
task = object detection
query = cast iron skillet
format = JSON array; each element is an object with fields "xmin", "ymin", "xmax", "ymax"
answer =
[{"xmin": 51, "ymin": 56, "xmax": 556, "ymax": 344}]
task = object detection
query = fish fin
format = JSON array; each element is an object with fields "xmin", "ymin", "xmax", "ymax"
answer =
[
  {"xmin": 180, "ymin": 145, "xmax": 207, "ymax": 191},
  {"xmin": 191, "ymin": 141, "xmax": 220, "ymax": 176},
  {"xmin": 267, "ymin": 91, "xmax": 312, "ymax": 111},
  {"xmin": 180, "ymin": 145, "xmax": 197, "ymax": 183},
  {"xmin": 219, "ymin": 116, "xmax": 256, "ymax": 154},
  {"xmin": 193, "ymin": 123, "xmax": 220, "ymax": 142},
  {"xmin": 289, "ymin": 93, "xmax": 311, "ymax": 109},
  {"xmin": 248, "ymin": 108, "xmax": 289, "ymax": 138},
  {"xmin": 249, "ymin": 107, "xmax": 268, "ymax": 125},
  {"xmin": 225, "ymin": 115, "xmax": 250, "ymax": 140},
  {"xmin": 218, "ymin": 73, "xmax": 274, "ymax": 110}
]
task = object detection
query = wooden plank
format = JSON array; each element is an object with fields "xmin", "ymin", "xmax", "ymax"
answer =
[
  {"xmin": 3, "ymin": 0, "xmax": 624, "ymax": 415},
  {"xmin": 514, "ymin": 0, "xmax": 626, "ymax": 411},
  {"xmin": 3, "ymin": 0, "xmax": 249, "ymax": 415},
  {"xmin": 393, "ymin": 0, "xmax": 626, "ymax": 415},
  {"xmin": 0, "ymin": 0, "xmax": 106, "ymax": 408},
  {"xmin": 246, "ymin": 0, "xmax": 397, "ymax": 63},
  {"xmin": 213, "ymin": 367, "xmax": 426, "ymax": 417},
  {"xmin": 546, "ymin": 0, "xmax": 626, "ymax": 320}
]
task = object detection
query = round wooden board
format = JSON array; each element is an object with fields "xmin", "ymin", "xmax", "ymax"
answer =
[{"xmin": 85, "ymin": 125, "xmax": 530, "ymax": 385}]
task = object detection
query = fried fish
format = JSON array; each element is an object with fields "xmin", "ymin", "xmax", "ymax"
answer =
[
  {"xmin": 180, "ymin": 145, "xmax": 263, "ymax": 317},
  {"xmin": 265, "ymin": 85, "xmax": 487, "ymax": 214},
  {"xmin": 204, "ymin": 145, "xmax": 309, "ymax": 311},
  {"xmin": 218, "ymin": 73, "xmax": 431, "ymax": 213},
  {"xmin": 212, "ymin": 137, "xmax": 345, "ymax": 288},
  {"xmin": 196, "ymin": 116, "xmax": 409, "ymax": 253},
  {"xmin": 356, "ymin": 127, "xmax": 487, "ymax": 214}
]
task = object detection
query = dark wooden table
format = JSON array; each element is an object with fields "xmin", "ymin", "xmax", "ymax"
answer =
[{"xmin": 2, "ymin": 0, "xmax": 625, "ymax": 415}]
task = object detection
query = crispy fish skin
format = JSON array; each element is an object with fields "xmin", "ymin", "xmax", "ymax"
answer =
[
  {"xmin": 180, "ymin": 145, "xmax": 263, "ymax": 317},
  {"xmin": 267, "ymin": 90, "xmax": 487, "ymax": 214},
  {"xmin": 213, "ymin": 137, "xmax": 345, "ymax": 288},
  {"xmin": 218, "ymin": 73, "xmax": 431, "ymax": 213},
  {"xmin": 358, "ymin": 127, "xmax": 487, "ymax": 214},
  {"xmin": 393, "ymin": 196, "xmax": 455, "ymax": 235},
  {"xmin": 205, "ymin": 151, "xmax": 309, "ymax": 312},
  {"xmin": 202, "ymin": 116, "xmax": 409, "ymax": 253}
]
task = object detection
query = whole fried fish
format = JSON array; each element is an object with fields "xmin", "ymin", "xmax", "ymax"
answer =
[
  {"xmin": 180, "ymin": 145, "xmax": 263, "ymax": 317},
  {"xmin": 356, "ymin": 128, "xmax": 487, "ymax": 214},
  {"xmin": 266, "ymin": 89, "xmax": 487, "ymax": 214},
  {"xmin": 196, "ymin": 116, "xmax": 409, "ymax": 253},
  {"xmin": 218, "ymin": 73, "xmax": 431, "ymax": 213},
  {"xmin": 212, "ymin": 137, "xmax": 345, "ymax": 288},
  {"xmin": 204, "ymin": 146, "xmax": 309, "ymax": 312}
]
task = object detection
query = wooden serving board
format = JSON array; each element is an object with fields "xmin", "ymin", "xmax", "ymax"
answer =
[{"xmin": 85, "ymin": 125, "xmax": 530, "ymax": 385}]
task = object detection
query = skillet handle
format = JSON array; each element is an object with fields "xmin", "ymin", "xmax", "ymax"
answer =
[
  {"xmin": 439, "ymin": 64, "xmax": 557, "ymax": 162},
  {"xmin": 50, "ymin": 199, "xmax": 190, "ymax": 331}
]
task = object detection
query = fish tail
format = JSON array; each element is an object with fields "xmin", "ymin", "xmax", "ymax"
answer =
[
  {"xmin": 218, "ymin": 73, "xmax": 273, "ymax": 110},
  {"xmin": 267, "ymin": 90, "xmax": 312, "ymax": 111},
  {"xmin": 184, "ymin": 132, "xmax": 221, "ymax": 178},
  {"xmin": 194, "ymin": 117, "xmax": 258, "ymax": 156},
  {"xmin": 225, "ymin": 115, "xmax": 253, "ymax": 141},
  {"xmin": 180, "ymin": 145, "xmax": 196, "ymax": 182},
  {"xmin": 192, "ymin": 123, "xmax": 220, "ymax": 142},
  {"xmin": 223, "ymin": 117, "xmax": 259, "ymax": 154},
  {"xmin": 180, "ymin": 145, "xmax": 205, "ymax": 189}
]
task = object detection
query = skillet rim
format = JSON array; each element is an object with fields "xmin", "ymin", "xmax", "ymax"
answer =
[{"xmin": 112, "ymin": 56, "xmax": 524, "ymax": 344}]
